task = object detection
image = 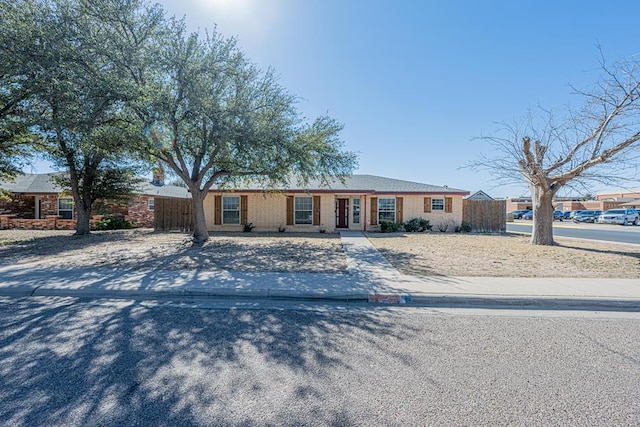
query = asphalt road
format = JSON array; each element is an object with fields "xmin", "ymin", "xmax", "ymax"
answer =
[
  {"xmin": 507, "ymin": 220, "xmax": 640, "ymax": 244},
  {"xmin": 1, "ymin": 296, "xmax": 639, "ymax": 426}
]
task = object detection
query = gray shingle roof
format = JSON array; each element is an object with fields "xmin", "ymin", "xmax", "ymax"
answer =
[
  {"xmin": 0, "ymin": 173, "xmax": 62, "ymax": 193},
  {"xmin": 2, "ymin": 173, "xmax": 466, "ymax": 196},
  {"xmin": 212, "ymin": 174, "xmax": 468, "ymax": 194},
  {"xmin": 138, "ymin": 181, "xmax": 191, "ymax": 198},
  {"xmin": 0, "ymin": 173, "xmax": 191, "ymax": 198}
]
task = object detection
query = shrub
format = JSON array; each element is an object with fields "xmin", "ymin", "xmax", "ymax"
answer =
[
  {"xmin": 460, "ymin": 221, "xmax": 472, "ymax": 232},
  {"xmin": 243, "ymin": 223, "xmax": 255, "ymax": 232},
  {"xmin": 96, "ymin": 215, "xmax": 134, "ymax": 230},
  {"xmin": 380, "ymin": 221, "xmax": 403, "ymax": 233},
  {"xmin": 403, "ymin": 217, "xmax": 432, "ymax": 232},
  {"xmin": 437, "ymin": 222, "xmax": 449, "ymax": 232}
]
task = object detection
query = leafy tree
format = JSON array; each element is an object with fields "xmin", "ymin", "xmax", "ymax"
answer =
[
  {"xmin": 142, "ymin": 26, "xmax": 357, "ymax": 242},
  {"xmin": 52, "ymin": 165, "xmax": 144, "ymax": 210},
  {"xmin": 471, "ymin": 53, "xmax": 640, "ymax": 245},
  {"xmin": 0, "ymin": 0, "xmax": 42, "ymax": 179},
  {"xmin": 1, "ymin": 0, "xmax": 162, "ymax": 234}
]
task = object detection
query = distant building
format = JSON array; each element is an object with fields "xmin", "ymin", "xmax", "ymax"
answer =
[
  {"xmin": 465, "ymin": 190, "xmax": 494, "ymax": 201},
  {"xmin": 504, "ymin": 189, "xmax": 639, "ymax": 213},
  {"xmin": 595, "ymin": 189, "xmax": 640, "ymax": 209}
]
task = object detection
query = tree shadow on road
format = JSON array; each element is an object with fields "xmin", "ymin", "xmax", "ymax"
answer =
[{"xmin": 0, "ymin": 297, "xmax": 423, "ymax": 426}]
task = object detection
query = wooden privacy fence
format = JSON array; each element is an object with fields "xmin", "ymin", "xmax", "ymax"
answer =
[
  {"xmin": 154, "ymin": 198, "xmax": 193, "ymax": 231},
  {"xmin": 462, "ymin": 199, "xmax": 506, "ymax": 233}
]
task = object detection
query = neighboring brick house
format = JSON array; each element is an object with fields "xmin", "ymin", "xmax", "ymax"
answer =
[
  {"xmin": 0, "ymin": 173, "xmax": 190, "ymax": 230},
  {"xmin": 203, "ymin": 175, "xmax": 469, "ymax": 233}
]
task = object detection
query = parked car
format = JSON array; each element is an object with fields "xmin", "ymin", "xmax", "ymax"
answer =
[
  {"xmin": 596, "ymin": 208, "xmax": 639, "ymax": 225},
  {"xmin": 569, "ymin": 210, "xmax": 586, "ymax": 219},
  {"xmin": 553, "ymin": 210, "xmax": 565, "ymax": 221},
  {"xmin": 572, "ymin": 210, "xmax": 602, "ymax": 223},
  {"xmin": 511, "ymin": 210, "xmax": 531, "ymax": 219},
  {"xmin": 511, "ymin": 210, "xmax": 527, "ymax": 219},
  {"xmin": 562, "ymin": 211, "xmax": 571, "ymax": 219},
  {"xmin": 522, "ymin": 211, "xmax": 533, "ymax": 220}
]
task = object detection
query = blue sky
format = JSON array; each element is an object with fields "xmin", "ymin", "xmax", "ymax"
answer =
[{"xmin": 32, "ymin": 0, "xmax": 640, "ymax": 197}]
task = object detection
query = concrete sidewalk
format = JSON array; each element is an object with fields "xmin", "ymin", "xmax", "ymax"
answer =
[{"xmin": 0, "ymin": 231, "xmax": 638, "ymax": 310}]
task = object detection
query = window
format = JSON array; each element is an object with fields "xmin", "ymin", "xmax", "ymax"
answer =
[
  {"xmin": 223, "ymin": 196, "xmax": 240, "ymax": 224},
  {"xmin": 378, "ymin": 198, "xmax": 395, "ymax": 223},
  {"xmin": 432, "ymin": 198, "xmax": 444, "ymax": 211},
  {"xmin": 295, "ymin": 196, "xmax": 313, "ymax": 225},
  {"xmin": 58, "ymin": 197, "xmax": 73, "ymax": 219},
  {"xmin": 352, "ymin": 198, "xmax": 360, "ymax": 224},
  {"xmin": 147, "ymin": 198, "xmax": 155, "ymax": 211}
]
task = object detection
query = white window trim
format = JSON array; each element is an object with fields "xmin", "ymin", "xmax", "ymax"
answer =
[
  {"xmin": 432, "ymin": 197, "xmax": 445, "ymax": 211},
  {"xmin": 352, "ymin": 198, "xmax": 360, "ymax": 224},
  {"xmin": 147, "ymin": 198, "xmax": 155, "ymax": 211},
  {"xmin": 222, "ymin": 196, "xmax": 241, "ymax": 225},
  {"xmin": 378, "ymin": 197, "xmax": 396, "ymax": 223},
  {"xmin": 294, "ymin": 196, "xmax": 313, "ymax": 225},
  {"xmin": 58, "ymin": 197, "xmax": 74, "ymax": 219}
]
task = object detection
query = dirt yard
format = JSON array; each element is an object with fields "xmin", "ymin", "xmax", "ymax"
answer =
[
  {"xmin": 0, "ymin": 229, "xmax": 348, "ymax": 274},
  {"xmin": 1, "ymin": 229, "xmax": 638, "ymax": 278},
  {"xmin": 368, "ymin": 232, "xmax": 640, "ymax": 278}
]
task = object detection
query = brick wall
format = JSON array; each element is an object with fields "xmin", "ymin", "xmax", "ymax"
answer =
[
  {"xmin": 0, "ymin": 194, "xmax": 62, "ymax": 218},
  {"xmin": 126, "ymin": 196, "xmax": 154, "ymax": 228},
  {"xmin": 203, "ymin": 192, "xmax": 466, "ymax": 233},
  {"xmin": 0, "ymin": 194, "xmax": 36, "ymax": 218},
  {"xmin": 0, "ymin": 192, "xmax": 158, "ymax": 229},
  {"xmin": 0, "ymin": 215, "xmax": 100, "ymax": 230},
  {"xmin": 373, "ymin": 194, "xmax": 464, "ymax": 232}
]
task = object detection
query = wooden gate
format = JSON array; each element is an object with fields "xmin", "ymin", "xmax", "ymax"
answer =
[{"xmin": 154, "ymin": 198, "xmax": 193, "ymax": 231}]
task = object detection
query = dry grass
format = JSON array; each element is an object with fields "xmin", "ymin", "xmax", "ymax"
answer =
[
  {"xmin": 0, "ymin": 229, "xmax": 347, "ymax": 274},
  {"xmin": 368, "ymin": 232, "xmax": 640, "ymax": 278},
  {"xmin": 2, "ymin": 229, "xmax": 639, "ymax": 278}
]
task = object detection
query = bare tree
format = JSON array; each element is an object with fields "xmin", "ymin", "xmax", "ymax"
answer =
[{"xmin": 471, "ymin": 53, "xmax": 640, "ymax": 245}]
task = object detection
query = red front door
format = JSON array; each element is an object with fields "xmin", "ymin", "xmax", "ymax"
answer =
[{"xmin": 336, "ymin": 198, "xmax": 349, "ymax": 228}]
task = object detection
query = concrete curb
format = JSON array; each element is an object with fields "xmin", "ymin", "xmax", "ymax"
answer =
[
  {"xmin": 0, "ymin": 286, "xmax": 371, "ymax": 303},
  {"xmin": 2, "ymin": 286, "xmax": 640, "ymax": 311},
  {"xmin": 407, "ymin": 294, "xmax": 640, "ymax": 311}
]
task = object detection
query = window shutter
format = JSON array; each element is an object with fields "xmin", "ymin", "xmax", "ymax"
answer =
[
  {"xmin": 286, "ymin": 196, "xmax": 294, "ymax": 225},
  {"xmin": 445, "ymin": 197, "xmax": 453, "ymax": 213},
  {"xmin": 370, "ymin": 197, "xmax": 378, "ymax": 225},
  {"xmin": 214, "ymin": 195, "xmax": 222, "ymax": 225},
  {"xmin": 313, "ymin": 195, "xmax": 321, "ymax": 226},
  {"xmin": 396, "ymin": 197, "xmax": 403, "ymax": 224},
  {"xmin": 240, "ymin": 195, "xmax": 248, "ymax": 224},
  {"xmin": 424, "ymin": 197, "xmax": 432, "ymax": 213}
]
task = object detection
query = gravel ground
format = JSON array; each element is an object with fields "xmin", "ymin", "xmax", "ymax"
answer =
[
  {"xmin": 368, "ymin": 232, "xmax": 640, "ymax": 278},
  {"xmin": 0, "ymin": 229, "xmax": 347, "ymax": 274}
]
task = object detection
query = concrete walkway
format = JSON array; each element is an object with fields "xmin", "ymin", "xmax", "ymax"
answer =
[{"xmin": 0, "ymin": 231, "xmax": 639, "ymax": 310}]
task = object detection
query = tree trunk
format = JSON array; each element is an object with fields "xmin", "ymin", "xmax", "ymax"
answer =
[
  {"xmin": 190, "ymin": 189, "xmax": 209, "ymax": 243},
  {"xmin": 530, "ymin": 185, "xmax": 555, "ymax": 245},
  {"xmin": 75, "ymin": 202, "xmax": 92, "ymax": 235}
]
